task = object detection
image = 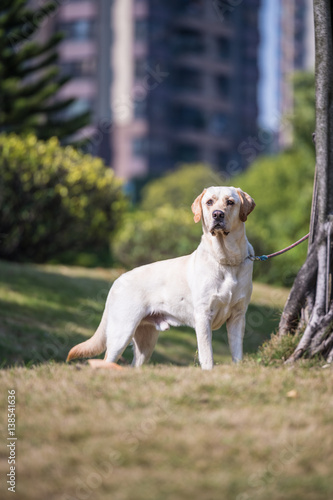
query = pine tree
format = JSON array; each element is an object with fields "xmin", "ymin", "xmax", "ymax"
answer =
[{"xmin": 0, "ymin": 0, "xmax": 90, "ymax": 142}]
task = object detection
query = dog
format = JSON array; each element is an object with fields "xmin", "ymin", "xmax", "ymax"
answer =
[{"xmin": 67, "ymin": 186, "xmax": 255, "ymax": 370}]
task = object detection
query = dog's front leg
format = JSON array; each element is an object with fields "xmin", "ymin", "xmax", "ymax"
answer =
[
  {"xmin": 226, "ymin": 309, "xmax": 246, "ymax": 363},
  {"xmin": 195, "ymin": 314, "xmax": 214, "ymax": 370}
]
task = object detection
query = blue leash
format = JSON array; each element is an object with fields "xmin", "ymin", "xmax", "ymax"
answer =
[{"xmin": 249, "ymin": 233, "xmax": 310, "ymax": 262}]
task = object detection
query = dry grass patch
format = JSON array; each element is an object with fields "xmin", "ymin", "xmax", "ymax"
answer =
[
  {"xmin": 1, "ymin": 363, "xmax": 333, "ymax": 500},
  {"xmin": 1, "ymin": 260, "xmax": 332, "ymax": 499}
]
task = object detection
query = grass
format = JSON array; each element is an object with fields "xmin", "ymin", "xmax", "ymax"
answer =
[
  {"xmin": 0, "ymin": 260, "xmax": 289, "ymax": 367},
  {"xmin": 1, "ymin": 260, "xmax": 332, "ymax": 500},
  {"xmin": 1, "ymin": 364, "xmax": 333, "ymax": 500}
]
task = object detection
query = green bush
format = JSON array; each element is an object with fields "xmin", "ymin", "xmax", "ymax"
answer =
[
  {"xmin": 233, "ymin": 146, "xmax": 315, "ymax": 286},
  {"xmin": 141, "ymin": 163, "xmax": 224, "ymax": 210},
  {"xmin": 113, "ymin": 204, "xmax": 201, "ymax": 268},
  {"xmin": 114, "ymin": 166, "xmax": 216, "ymax": 268},
  {"xmin": 0, "ymin": 133, "xmax": 128, "ymax": 263}
]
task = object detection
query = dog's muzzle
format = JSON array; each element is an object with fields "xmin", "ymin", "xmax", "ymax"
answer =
[{"xmin": 210, "ymin": 210, "xmax": 229, "ymax": 236}]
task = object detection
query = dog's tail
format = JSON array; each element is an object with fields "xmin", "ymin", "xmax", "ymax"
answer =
[{"xmin": 66, "ymin": 305, "xmax": 108, "ymax": 362}]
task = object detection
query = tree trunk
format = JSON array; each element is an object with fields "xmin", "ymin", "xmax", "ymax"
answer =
[{"xmin": 278, "ymin": 0, "xmax": 333, "ymax": 362}]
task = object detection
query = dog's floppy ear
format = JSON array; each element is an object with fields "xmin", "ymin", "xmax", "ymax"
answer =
[
  {"xmin": 237, "ymin": 188, "xmax": 256, "ymax": 222},
  {"xmin": 191, "ymin": 189, "xmax": 207, "ymax": 223}
]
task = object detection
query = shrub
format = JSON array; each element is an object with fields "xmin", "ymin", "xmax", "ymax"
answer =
[
  {"xmin": 233, "ymin": 147, "xmax": 315, "ymax": 286},
  {"xmin": 113, "ymin": 204, "xmax": 201, "ymax": 268},
  {"xmin": 141, "ymin": 164, "xmax": 224, "ymax": 210},
  {"xmin": 0, "ymin": 133, "xmax": 128, "ymax": 263},
  {"xmin": 115, "ymin": 163, "xmax": 221, "ymax": 269}
]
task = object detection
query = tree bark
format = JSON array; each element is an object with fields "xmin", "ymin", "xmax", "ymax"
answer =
[{"xmin": 278, "ymin": 0, "xmax": 333, "ymax": 362}]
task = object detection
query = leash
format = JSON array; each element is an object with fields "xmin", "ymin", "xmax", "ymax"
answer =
[{"xmin": 248, "ymin": 233, "xmax": 310, "ymax": 262}]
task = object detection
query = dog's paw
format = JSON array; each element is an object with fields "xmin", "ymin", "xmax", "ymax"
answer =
[{"xmin": 87, "ymin": 359, "xmax": 124, "ymax": 370}]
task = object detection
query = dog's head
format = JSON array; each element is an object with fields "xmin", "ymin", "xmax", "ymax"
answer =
[{"xmin": 191, "ymin": 186, "xmax": 255, "ymax": 236}]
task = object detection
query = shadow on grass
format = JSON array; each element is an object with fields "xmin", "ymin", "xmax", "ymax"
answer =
[
  {"xmin": 146, "ymin": 303, "xmax": 281, "ymax": 367},
  {"xmin": 0, "ymin": 260, "xmax": 115, "ymax": 367},
  {"xmin": 0, "ymin": 260, "xmax": 282, "ymax": 367}
]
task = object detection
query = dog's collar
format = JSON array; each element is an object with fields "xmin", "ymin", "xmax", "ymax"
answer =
[{"xmin": 247, "ymin": 254, "xmax": 268, "ymax": 262}]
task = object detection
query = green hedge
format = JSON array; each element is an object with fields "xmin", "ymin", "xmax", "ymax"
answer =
[
  {"xmin": 0, "ymin": 133, "xmax": 128, "ymax": 263},
  {"xmin": 113, "ymin": 204, "xmax": 202, "ymax": 268}
]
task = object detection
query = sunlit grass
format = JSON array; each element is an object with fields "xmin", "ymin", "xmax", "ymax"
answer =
[
  {"xmin": 0, "ymin": 260, "xmax": 288, "ymax": 367},
  {"xmin": 0, "ymin": 260, "xmax": 332, "ymax": 499},
  {"xmin": 1, "ymin": 363, "xmax": 332, "ymax": 500}
]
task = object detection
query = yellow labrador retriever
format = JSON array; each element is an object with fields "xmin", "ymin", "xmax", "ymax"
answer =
[{"xmin": 67, "ymin": 186, "xmax": 255, "ymax": 369}]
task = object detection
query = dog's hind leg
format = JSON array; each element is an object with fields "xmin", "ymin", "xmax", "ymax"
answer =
[
  {"xmin": 104, "ymin": 320, "xmax": 137, "ymax": 364},
  {"xmin": 132, "ymin": 325, "xmax": 159, "ymax": 367}
]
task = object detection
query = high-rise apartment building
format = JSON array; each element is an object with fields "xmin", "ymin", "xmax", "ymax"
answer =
[
  {"xmin": 32, "ymin": 0, "xmax": 261, "ymax": 182},
  {"xmin": 30, "ymin": 1, "xmax": 316, "ymax": 182},
  {"xmin": 112, "ymin": 0, "xmax": 261, "ymax": 181}
]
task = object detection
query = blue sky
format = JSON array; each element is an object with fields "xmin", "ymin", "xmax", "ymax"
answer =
[{"xmin": 258, "ymin": 0, "xmax": 280, "ymax": 131}]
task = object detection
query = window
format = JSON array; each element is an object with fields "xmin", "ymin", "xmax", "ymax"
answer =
[
  {"xmin": 58, "ymin": 20, "xmax": 95, "ymax": 41},
  {"xmin": 208, "ymin": 113, "xmax": 228, "ymax": 135},
  {"xmin": 217, "ymin": 37, "xmax": 230, "ymax": 60},
  {"xmin": 171, "ymin": 28, "xmax": 204, "ymax": 56},
  {"xmin": 134, "ymin": 100, "xmax": 147, "ymax": 119},
  {"xmin": 60, "ymin": 58, "xmax": 96, "ymax": 78},
  {"xmin": 174, "ymin": 68, "xmax": 202, "ymax": 93},
  {"xmin": 174, "ymin": 143, "xmax": 200, "ymax": 163},
  {"xmin": 55, "ymin": 98, "xmax": 93, "ymax": 120},
  {"xmin": 150, "ymin": 138, "xmax": 168, "ymax": 155},
  {"xmin": 135, "ymin": 19, "xmax": 148, "ymax": 41},
  {"xmin": 176, "ymin": 0, "xmax": 204, "ymax": 16},
  {"xmin": 173, "ymin": 105, "xmax": 205, "ymax": 130},
  {"xmin": 216, "ymin": 76, "xmax": 229, "ymax": 98},
  {"xmin": 134, "ymin": 58, "xmax": 146, "ymax": 79},
  {"xmin": 132, "ymin": 137, "xmax": 147, "ymax": 156}
]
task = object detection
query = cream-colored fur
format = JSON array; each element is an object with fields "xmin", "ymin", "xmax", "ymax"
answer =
[{"xmin": 67, "ymin": 186, "xmax": 255, "ymax": 370}]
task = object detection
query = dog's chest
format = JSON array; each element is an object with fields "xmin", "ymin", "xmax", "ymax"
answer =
[{"xmin": 208, "ymin": 271, "xmax": 244, "ymax": 329}]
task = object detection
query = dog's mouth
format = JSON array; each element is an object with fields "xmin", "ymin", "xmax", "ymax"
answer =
[{"xmin": 210, "ymin": 223, "xmax": 229, "ymax": 237}]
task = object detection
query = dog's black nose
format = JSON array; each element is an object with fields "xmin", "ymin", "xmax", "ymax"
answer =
[{"xmin": 212, "ymin": 210, "xmax": 224, "ymax": 220}]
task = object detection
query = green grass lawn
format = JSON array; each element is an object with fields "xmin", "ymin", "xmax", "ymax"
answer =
[
  {"xmin": 1, "ymin": 260, "xmax": 332, "ymax": 500},
  {"xmin": 0, "ymin": 260, "xmax": 288, "ymax": 367}
]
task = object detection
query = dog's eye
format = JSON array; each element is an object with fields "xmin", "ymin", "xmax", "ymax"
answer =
[
  {"xmin": 227, "ymin": 200, "xmax": 234, "ymax": 206},
  {"xmin": 206, "ymin": 199, "xmax": 214, "ymax": 206}
]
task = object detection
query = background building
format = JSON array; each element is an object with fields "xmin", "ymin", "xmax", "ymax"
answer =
[
  {"xmin": 259, "ymin": 0, "xmax": 315, "ymax": 148},
  {"xmin": 33, "ymin": 0, "xmax": 315, "ymax": 186},
  {"xmin": 112, "ymin": 0, "xmax": 261, "ymax": 183}
]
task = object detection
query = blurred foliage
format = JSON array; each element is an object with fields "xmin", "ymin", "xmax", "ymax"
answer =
[
  {"xmin": 289, "ymin": 72, "xmax": 315, "ymax": 147},
  {"xmin": 113, "ymin": 204, "xmax": 201, "ymax": 268},
  {"xmin": 0, "ymin": 133, "xmax": 128, "ymax": 264},
  {"xmin": 141, "ymin": 164, "xmax": 224, "ymax": 210},
  {"xmin": 234, "ymin": 146, "xmax": 315, "ymax": 286},
  {"xmin": 114, "ymin": 164, "xmax": 222, "ymax": 268}
]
